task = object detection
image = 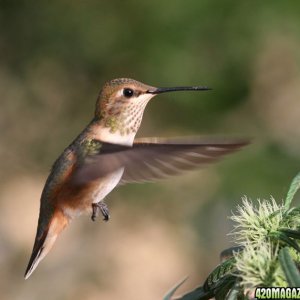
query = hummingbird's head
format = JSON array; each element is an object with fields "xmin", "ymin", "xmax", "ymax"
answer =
[
  {"xmin": 95, "ymin": 78, "xmax": 155, "ymax": 137},
  {"xmin": 95, "ymin": 78, "xmax": 210, "ymax": 144}
]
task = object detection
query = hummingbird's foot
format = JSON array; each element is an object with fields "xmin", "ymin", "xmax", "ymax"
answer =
[
  {"xmin": 91, "ymin": 202, "xmax": 110, "ymax": 222},
  {"xmin": 99, "ymin": 201, "xmax": 110, "ymax": 221}
]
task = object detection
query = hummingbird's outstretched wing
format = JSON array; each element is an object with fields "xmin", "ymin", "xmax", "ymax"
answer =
[
  {"xmin": 72, "ymin": 137, "xmax": 249, "ymax": 185},
  {"xmin": 119, "ymin": 137, "xmax": 249, "ymax": 184}
]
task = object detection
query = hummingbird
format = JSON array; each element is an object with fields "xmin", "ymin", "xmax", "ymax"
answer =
[{"xmin": 24, "ymin": 78, "xmax": 248, "ymax": 279}]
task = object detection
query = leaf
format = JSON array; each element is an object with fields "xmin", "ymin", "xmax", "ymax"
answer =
[
  {"xmin": 176, "ymin": 260, "xmax": 237, "ymax": 300},
  {"xmin": 269, "ymin": 231, "xmax": 300, "ymax": 252},
  {"xmin": 279, "ymin": 247, "xmax": 300, "ymax": 287},
  {"xmin": 204, "ymin": 257, "xmax": 236, "ymax": 291},
  {"xmin": 283, "ymin": 207, "xmax": 300, "ymax": 218},
  {"xmin": 279, "ymin": 234, "xmax": 300, "ymax": 253},
  {"xmin": 226, "ymin": 282, "xmax": 240, "ymax": 300},
  {"xmin": 280, "ymin": 228, "xmax": 300, "ymax": 240},
  {"xmin": 214, "ymin": 275, "xmax": 237, "ymax": 300},
  {"xmin": 163, "ymin": 277, "xmax": 188, "ymax": 300},
  {"xmin": 220, "ymin": 246, "xmax": 244, "ymax": 261},
  {"xmin": 285, "ymin": 172, "xmax": 300, "ymax": 211},
  {"xmin": 174, "ymin": 286, "xmax": 212, "ymax": 300}
]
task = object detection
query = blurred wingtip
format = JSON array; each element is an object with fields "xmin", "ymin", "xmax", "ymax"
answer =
[{"xmin": 134, "ymin": 136, "xmax": 252, "ymax": 147}]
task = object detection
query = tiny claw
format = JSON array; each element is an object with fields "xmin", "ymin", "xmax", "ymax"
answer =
[
  {"xmin": 91, "ymin": 202, "xmax": 110, "ymax": 222},
  {"xmin": 99, "ymin": 202, "xmax": 110, "ymax": 222}
]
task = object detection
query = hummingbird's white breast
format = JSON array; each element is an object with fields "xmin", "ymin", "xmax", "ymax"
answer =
[{"xmin": 91, "ymin": 167, "xmax": 124, "ymax": 203}]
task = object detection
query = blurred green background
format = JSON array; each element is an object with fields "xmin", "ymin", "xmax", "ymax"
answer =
[{"xmin": 1, "ymin": 1, "xmax": 300, "ymax": 299}]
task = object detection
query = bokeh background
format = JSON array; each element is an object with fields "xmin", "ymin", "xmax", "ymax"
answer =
[{"xmin": 1, "ymin": 1, "xmax": 300, "ymax": 299}]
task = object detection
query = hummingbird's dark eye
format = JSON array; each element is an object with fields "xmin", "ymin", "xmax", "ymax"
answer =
[{"xmin": 123, "ymin": 88, "xmax": 134, "ymax": 98}]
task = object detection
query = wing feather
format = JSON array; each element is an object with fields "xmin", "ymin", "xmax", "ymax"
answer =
[{"xmin": 72, "ymin": 137, "xmax": 249, "ymax": 185}]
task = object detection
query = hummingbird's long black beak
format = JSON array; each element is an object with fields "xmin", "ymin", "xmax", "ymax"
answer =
[{"xmin": 147, "ymin": 86, "xmax": 211, "ymax": 94}]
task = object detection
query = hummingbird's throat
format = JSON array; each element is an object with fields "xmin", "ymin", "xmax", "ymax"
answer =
[
  {"xmin": 103, "ymin": 104, "xmax": 144, "ymax": 134},
  {"xmin": 95, "ymin": 98, "xmax": 150, "ymax": 145}
]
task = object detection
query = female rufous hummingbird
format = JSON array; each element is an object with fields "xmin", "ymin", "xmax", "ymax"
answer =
[{"xmin": 24, "ymin": 78, "xmax": 248, "ymax": 279}]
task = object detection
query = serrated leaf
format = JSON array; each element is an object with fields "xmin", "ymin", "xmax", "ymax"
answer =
[
  {"xmin": 280, "ymin": 228, "xmax": 300, "ymax": 240},
  {"xmin": 204, "ymin": 257, "xmax": 236, "ymax": 291},
  {"xmin": 220, "ymin": 246, "xmax": 244, "ymax": 261},
  {"xmin": 283, "ymin": 207, "xmax": 300, "ymax": 219},
  {"xmin": 279, "ymin": 247, "xmax": 300, "ymax": 287},
  {"xmin": 269, "ymin": 231, "xmax": 300, "ymax": 252},
  {"xmin": 279, "ymin": 235, "xmax": 300, "ymax": 253},
  {"xmin": 163, "ymin": 277, "xmax": 188, "ymax": 300},
  {"xmin": 175, "ymin": 259, "xmax": 237, "ymax": 300},
  {"xmin": 285, "ymin": 172, "xmax": 300, "ymax": 211}
]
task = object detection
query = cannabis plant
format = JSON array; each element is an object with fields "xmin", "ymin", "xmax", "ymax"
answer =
[{"xmin": 163, "ymin": 172, "xmax": 300, "ymax": 300}]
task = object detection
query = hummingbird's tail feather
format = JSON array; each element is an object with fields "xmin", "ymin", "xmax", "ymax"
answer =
[{"xmin": 24, "ymin": 210, "xmax": 69, "ymax": 279}]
